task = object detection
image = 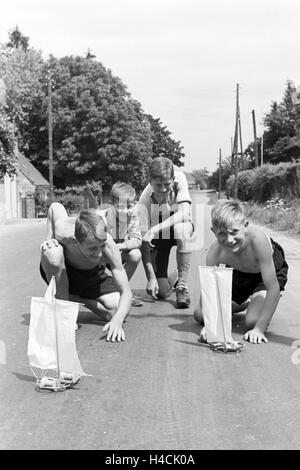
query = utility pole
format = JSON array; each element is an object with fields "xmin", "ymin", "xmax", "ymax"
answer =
[
  {"xmin": 48, "ymin": 70, "xmax": 54, "ymax": 204},
  {"xmin": 238, "ymin": 116, "xmax": 244, "ymax": 170},
  {"xmin": 233, "ymin": 83, "xmax": 239, "ymax": 199},
  {"xmin": 218, "ymin": 148, "xmax": 222, "ymax": 199},
  {"xmin": 261, "ymin": 133, "xmax": 264, "ymax": 165},
  {"xmin": 252, "ymin": 109, "xmax": 259, "ymax": 167}
]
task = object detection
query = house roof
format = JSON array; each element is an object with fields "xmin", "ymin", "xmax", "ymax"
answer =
[{"xmin": 18, "ymin": 153, "xmax": 49, "ymax": 187}]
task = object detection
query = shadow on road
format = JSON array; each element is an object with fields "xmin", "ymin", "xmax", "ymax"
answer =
[
  {"xmin": 172, "ymin": 338, "xmax": 209, "ymax": 349},
  {"xmin": 21, "ymin": 314, "xmax": 30, "ymax": 326},
  {"xmin": 168, "ymin": 316, "xmax": 201, "ymax": 335},
  {"xmin": 130, "ymin": 313, "xmax": 190, "ymax": 320},
  {"xmin": 12, "ymin": 372, "xmax": 35, "ymax": 383}
]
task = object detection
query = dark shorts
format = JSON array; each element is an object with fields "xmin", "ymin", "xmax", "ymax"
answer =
[
  {"xmin": 150, "ymin": 227, "xmax": 177, "ymax": 278},
  {"xmin": 40, "ymin": 262, "xmax": 118, "ymax": 299},
  {"xmin": 232, "ymin": 239, "xmax": 289, "ymax": 305}
]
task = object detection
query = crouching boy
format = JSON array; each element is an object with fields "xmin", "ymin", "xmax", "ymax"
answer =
[
  {"xmin": 103, "ymin": 182, "xmax": 143, "ymax": 306},
  {"xmin": 138, "ymin": 157, "xmax": 194, "ymax": 308},
  {"xmin": 193, "ymin": 199, "xmax": 288, "ymax": 344},
  {"xmin": 40, "ymin": 202, "xmax": 132, "ymax": 342}
]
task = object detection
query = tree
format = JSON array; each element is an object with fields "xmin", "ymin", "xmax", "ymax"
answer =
[
  {"xmin": 85, "ymin": 49, "xmax": 96, "ymax": 59},
  {"xmin": 28, "ymin": 55, "xmax": 154, "ymax": 190},
  {"xmin": 0, "ymin": 34, "xmax": 186, "ymax": 191},
  {"xmin": 192, "ymin": 168, "xmax": 210, "ymax": 188},
  {"xmin": 0, "ymin": 44, "xmax": 45, "ymax": 153},
  {"xmin": 263, "ymin": 80, "xmax": 298, "ymax": 163},
  {"xmin": 6, "ymin": 26, "xmax": 29, "ymax": 51},
  {"xmin": 209, "ymin": 157, "xmax": 232, "ymax": 192},
  {"xmin": 243, "ymin": 141, "xmax": 262, "ymax": 169},
  {"xmin": 0, "ymin": 114, "xmax": 17, "ymax": 177},
  {"xmin": 146, "ymin": 114, "xmax": 185, "ymax": 167}
]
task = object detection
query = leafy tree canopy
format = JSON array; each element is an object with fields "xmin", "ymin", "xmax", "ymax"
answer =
[
  {"xmin": 0, "ymin": 114, "xmax": 17, "ymax": 177},
  {"xmin": 145, "ymin": 114, "xmax": 185, "ymax": 168},
  {"xmin": 6, "ymin": 25, "xmax": 29, "ymax": 51},
  {"xmin": 263, "ymin": 80, "xmax": 299, "ymax": 163},
  {"xmin": 0, "ymin": 28, "xmax": 186, "ymax": 190},
  {"xmin": 209, "ymin": 157, "xmax": 232, "ymax": 192},
  {"xmin": 191, "ymin": 168, "xmax": 210, "ymax": 188}
]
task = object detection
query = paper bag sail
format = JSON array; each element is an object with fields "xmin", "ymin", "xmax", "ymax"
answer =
[
  {"xmin": 28, "ymin": 277, "xmax": 85, "ymax": 391},
  {"xmin": 198, "ymin": 266, "xmax": 242, "ymax": 352}
]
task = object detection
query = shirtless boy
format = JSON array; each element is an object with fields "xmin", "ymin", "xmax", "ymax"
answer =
[
  {"xmin": 194, "ymin": 199, "xmax": 288, "ymax": 344},
  {"xmin": 40, "ymin": 202, "xmax": 132, "ymax": 342}
]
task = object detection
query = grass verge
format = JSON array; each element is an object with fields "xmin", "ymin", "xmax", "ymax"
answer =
[{"xmin": 244, "ymin": 197, "xmax": 300, "ymax": 238}]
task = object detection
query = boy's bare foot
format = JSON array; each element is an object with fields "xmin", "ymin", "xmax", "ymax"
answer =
[{"xmin": 199, "ymin": 326, "xmax": 207, "ymax": 343}]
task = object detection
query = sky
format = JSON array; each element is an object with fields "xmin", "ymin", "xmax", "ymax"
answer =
[{"xmin": 1, "ymin": 0, "xmax": 300, "ymax": 173}]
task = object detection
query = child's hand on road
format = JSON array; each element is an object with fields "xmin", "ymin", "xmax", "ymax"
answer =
[
  {"xmin": 103, "ymin": 317, "xmax": 125, "ymax": 342},
  {"xmin": 243, "ymin": 327, "xmax": 268, "ymax": 344},
  {"xmin": 146, "ymin": 278, "xmax": 159, "ymax": 299}
]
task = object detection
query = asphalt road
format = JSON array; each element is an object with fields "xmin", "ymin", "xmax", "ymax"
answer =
[{"xmin": 1, "ymin": 190, "xmax": 300, "ymax": 450}]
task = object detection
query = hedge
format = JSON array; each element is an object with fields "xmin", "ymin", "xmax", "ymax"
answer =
[{"xmin": 226, "ymin": 162, "xmax": 300, "ymax": 202}]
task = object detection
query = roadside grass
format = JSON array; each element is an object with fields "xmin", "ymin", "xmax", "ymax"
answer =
[{"xmin": 244, "ymin": 197, "xmax": 300, "ymax": 237}]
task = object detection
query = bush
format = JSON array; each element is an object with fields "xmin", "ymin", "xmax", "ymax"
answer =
[
  {"xmin": 54, "ymin": 193, "xmax": 84, "ymax": 214},
  {"xmin": 226, "ymin": 162, "xmax": 300, "ymax": 203},
  {"xmin": 53, "ymin": 181, "xmax": 103, "ymax": 215},
  {"xmin": 244, "ymin": 197, "xmax": 300, "ymax": 235}
]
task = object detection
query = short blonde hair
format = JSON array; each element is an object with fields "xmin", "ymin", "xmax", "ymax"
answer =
[
  {"xmin": 75, "ymin": 209, "xmax": 107, "ymax": 243},
  {"xmin": 211, "ymin": 199, "xmax": 245, "ymax": 231},
  {"xmin": 149, "ymin": 157, "xmax": 174, "ymax": 180},
  {"xmin": 110, "ymin": 182, "xmax": 136, "ymax": 204}
]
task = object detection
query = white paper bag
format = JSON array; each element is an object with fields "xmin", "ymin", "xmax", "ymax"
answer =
[
  {"xmin": 28, "ymin": 277, "xmax": 84, "ymax": 375},
  {"xmin": 198, "ymin": 266, "xmax": 234, "ymax": 344}
]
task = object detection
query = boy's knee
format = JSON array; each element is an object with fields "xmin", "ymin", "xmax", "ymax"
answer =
[
  {"xmin": 193, "ymin": 305, "xmax": 204, "ymax": 324},
  {"xmin": 41, "ymin": 244, "xmax": 65, "ymax": 270},
  {"xmin": 157, "ymin": 281, "xmax": 171, "ymax": 299},
  {"xmin": 49, "ymin": 201, "xmax": 64, "ymax": 211},
  {"xmin": 174, "ymin": 221, "xmax": 193, "ymax": 241},
  {"xmin": 127, "ymin": 248, "xmax": 141, "ymax": 264},
  {"xmin": 100, "ymin": 292, "xmax": 121, "ymax": 314},
  {"xmin": 157, "ymin": 289, "xmax": 169, "ymax": 299}
]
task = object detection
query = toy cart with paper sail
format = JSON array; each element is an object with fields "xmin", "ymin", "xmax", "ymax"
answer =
[
  {"xmin": 198, "ymin": 266, "xmax": 243, "ymax": 353},
  {"xmin": 28, "ymin": 276, "xmax": 86, "ymax": 391}
]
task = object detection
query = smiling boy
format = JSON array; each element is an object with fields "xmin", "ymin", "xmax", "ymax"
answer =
[
  {"xmin": 193, "ymin": 199, "xmax": 288, "ymax": 344},
  {"xmin": 40, "ymin": 202, "xmax": 132, "ymax": 342},
  {"xmin": 138, "ymin": 157, "xmax": 194, "ymax": 308},
  {"xmin": 103, "ymin": 182, "xmax": 143, "ymax": 306}
]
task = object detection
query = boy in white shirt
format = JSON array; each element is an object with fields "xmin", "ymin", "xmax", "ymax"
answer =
[{"xmin": 138, "ymin": 157, "xmax": 194, "ymax": 308}]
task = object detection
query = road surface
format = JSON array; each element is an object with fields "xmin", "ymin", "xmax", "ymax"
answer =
[{"xmin": 0, "ymin": 190, "xmax": 300, "ymax": 450}]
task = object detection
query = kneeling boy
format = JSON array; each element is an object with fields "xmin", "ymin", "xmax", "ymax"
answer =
[
  {"xmin": 194, "ymin": 199, "xmax": 288, "ymax": 344},
  {"xmin": 40, "ymin": 202, "xmax": 132, "ymax": 342},
  {"xmin": 138, "ymin": 157, "xmax": 194, "ymax": 308},
  {"xmin": 103, "ymin": 182, "xmax": 143, "ymax": 306}
]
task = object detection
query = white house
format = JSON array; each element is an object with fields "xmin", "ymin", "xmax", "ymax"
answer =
[{"xmin": 0, "ymin": 153, "xmax": 49, "ymax": 224}]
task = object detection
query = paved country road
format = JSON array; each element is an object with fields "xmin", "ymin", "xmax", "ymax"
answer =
[{"xmin": 1, "ymin": 190, "xmax": 300, "ymax": 450}]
